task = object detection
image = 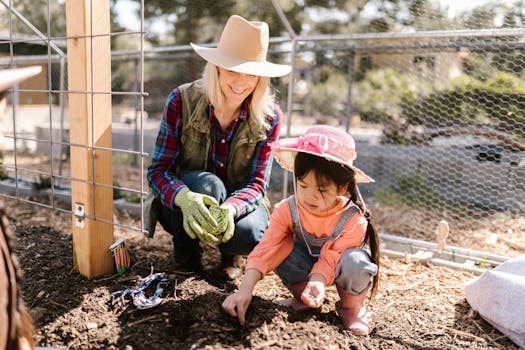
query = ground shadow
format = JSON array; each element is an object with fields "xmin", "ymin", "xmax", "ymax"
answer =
[
  {"xmin": 14, "ymin": 222, "xmax": 88, "ymax": 334},
  {"xmin": 112, "ymin": 293, "xmax": 279, "ymax": 349},
  {"xmin": 453, "ymin": 299, "xmax": 519, "ymax": 349}
]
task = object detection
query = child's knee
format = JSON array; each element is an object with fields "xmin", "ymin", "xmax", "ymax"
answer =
[{"xmin": 335, "ymin": 248, "xmax": 377, "ymax": 294}]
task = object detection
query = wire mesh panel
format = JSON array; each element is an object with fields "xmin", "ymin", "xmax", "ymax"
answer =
[
  {"xmin": 287, "ymin": 31, "xmax": 525, "ymax": 242},
  {"xmin": 0, "ymin": 0, "xmax": 524, "ymax": 246}
]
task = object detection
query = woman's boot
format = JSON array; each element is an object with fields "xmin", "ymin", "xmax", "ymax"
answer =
[
  {"xmin": 219, "ymin": 253, "xmax": 244, "ymax": 280},
  {"xmin": 335, "ymin": 285, "xmax": 371, "ymax": 335},
  {"xmin": 274, "ymin": 281, "xmax": 311, "ymax": 311}
]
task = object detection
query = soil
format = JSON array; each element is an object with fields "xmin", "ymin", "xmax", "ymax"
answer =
[{"xmin": 4, "ymin": 195, "xmax": 523, "ymax": 350}]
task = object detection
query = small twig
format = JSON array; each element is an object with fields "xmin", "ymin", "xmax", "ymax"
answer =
[
  {"xmin": 471, "ymin": 320, "xmax": 505, "ymax": 347},
  {"xmin": 448, "ymin": 327, "xmax": 485, "ymax": 342},
  {"xmin": 48, "ymin": 299, "xmax": 69, "ymax": 310},
  {"xmin": 492, "ymin": 334, "xmax": 509, "ymax": 342},
  {"xmin": 471, "ymin": 319, "xmax": 485, "ymax": 334},
  {"xmin": 126, "ymin": 315, "xmax": 161, "ymax": 327},
  {"xmin": 395, "ymin": 280, "xmax": 423, "ymax": 292},
  {"xmin": 500, "ymin": 236, "xmax": 525, "ymax": 252},
  {"xmin": 94, "ymin": 274, "xmax": 119, "ymax": 283},
  {"xmin": 253, "ymin": 339, "xmax": 278, "ymax": 350},
  {"xmin": 117, "ymin": 275, "xmax": 141, "ymax": 283},
  {"xmin": 381, "ymin": 268, "xmax": 406, "ymax": 276},
  {"xmin": 171, "ymin": 269, "xmax": 194, "ymax": 275}
]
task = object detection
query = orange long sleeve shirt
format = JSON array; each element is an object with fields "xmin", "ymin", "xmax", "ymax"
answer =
[{"xmin": 245, "ymin": 196, "xmax": 367, "ymax": 286}]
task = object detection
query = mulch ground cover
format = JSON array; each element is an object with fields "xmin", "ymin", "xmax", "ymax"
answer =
[{"xmin": 5, "ymin": 197, "xmax": 523, "ymax": 350}]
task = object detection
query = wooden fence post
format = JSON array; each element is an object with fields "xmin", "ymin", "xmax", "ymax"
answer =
[{"xmin": 65, "ymin": 0, "xmax": 114, "ymax": 278}]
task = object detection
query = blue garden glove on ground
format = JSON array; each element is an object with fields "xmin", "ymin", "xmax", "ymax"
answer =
[
  {"xmin": 173, "ymin": 187, "xmax": 220, "ymax": 244},
  {"xmin": 209, "ymin": 203, "xmax": 236, "ymax": 243}
]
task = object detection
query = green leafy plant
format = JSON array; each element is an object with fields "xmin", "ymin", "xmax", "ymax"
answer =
[
  {"xmin": 32, "ymin": 176, "xmax": 52, "ymax": 190},
  {"xmin": 0, "ymin": 151, "xmax": 7, "ymax": 180},
  {"xmin": 113, "ymin": 180, "xmax": 123, "ymax": 200},
  {"xmin": 306, "ymin": 72, "xmax": 348, "ymax": 119},
  {"xmin": 125, "ymin": 192, "xmax": 141, "ymax": 203}
]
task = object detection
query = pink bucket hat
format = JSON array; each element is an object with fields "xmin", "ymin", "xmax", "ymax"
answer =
[
  {"xmin": 190, "ymin": 15, "xmax": 291, "ymax": 78},
  {"xmin": 272, "ymin": 125, "xmax": 374, "ymax": 183}
]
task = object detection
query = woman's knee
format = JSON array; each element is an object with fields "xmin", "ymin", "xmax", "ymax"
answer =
[
  {"xmin": 181, "ymin": 171, "xmax": 227, "ymax": 201},
  {"xmin": 221, "ymin": 224, "xmax": 262, "ymax": 255},
  {"xmin": 220, "ymin": 206, "xmax": 267, "ymax": 255},
  {"xmin": 335, "ymin": 248, "xmax": 377, "ymax": 294},
  {"xmin": 237, "ymin": 206, "xmax": 268, "ymax": 242}
]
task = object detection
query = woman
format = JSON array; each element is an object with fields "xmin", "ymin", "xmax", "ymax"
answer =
[{"xmin": 146, "ymin": 15, "xmax": 291, "ymax": 279}]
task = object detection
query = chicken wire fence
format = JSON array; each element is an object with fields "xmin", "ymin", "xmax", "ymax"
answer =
[{"xmin": 1, "ymin": 0, "xmax": 524, "ymax": 239}]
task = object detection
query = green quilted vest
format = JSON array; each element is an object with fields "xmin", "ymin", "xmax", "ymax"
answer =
[
  {"xmin": 177, "ymin": 80, "xmax": 270, "ymax": 190},
  {"xmin": 144, "ymin": 80, "xmax": 273, "ymax": 237}
]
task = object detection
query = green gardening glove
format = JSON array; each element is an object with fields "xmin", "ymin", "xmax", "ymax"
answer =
[
  {"xmin": 209, "ymin": 203, "xmax": 236, "ymax": 243},
  {"xmin": 173, "ymin": 187, "xmax": 220, "ymax": 244}
]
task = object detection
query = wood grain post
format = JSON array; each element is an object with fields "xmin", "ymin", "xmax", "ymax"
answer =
[{"xmin": 65, "ymin": 0, "xmax": 114, "ymax": 278}]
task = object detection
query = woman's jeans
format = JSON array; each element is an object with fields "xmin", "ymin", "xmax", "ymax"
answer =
[
  {"xmin": 274, "ymin": 244, "xmax": 377, "ymax": 295},
  {"xmin": 156, "ymin": 171, "xmax": 268, "ymax": 263}
]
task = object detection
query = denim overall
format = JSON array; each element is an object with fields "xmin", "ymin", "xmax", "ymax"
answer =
[{"xmin": 274, "ymin": 196, "xmax": 377, "ymax": 295}]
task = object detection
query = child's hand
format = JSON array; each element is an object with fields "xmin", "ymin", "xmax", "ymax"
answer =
[
  {"xmin": 300, "ymin": 279, "xmax": 325, "ymax": 308},
  {"xmin": 222, "ymin": 290, "xmax": 253, "ymax": 325}
]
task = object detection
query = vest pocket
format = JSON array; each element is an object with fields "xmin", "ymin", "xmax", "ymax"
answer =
[{"xmin": 179, "ymin": 128, "xmax": 209, "ymax": 171}]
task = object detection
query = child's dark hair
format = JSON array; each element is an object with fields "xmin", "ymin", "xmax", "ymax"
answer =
[{"xmin": 294, "ymin": 152, "xmax": 381, "ymax": 297}]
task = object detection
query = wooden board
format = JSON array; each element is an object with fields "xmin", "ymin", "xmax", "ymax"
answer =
[{"xmin": 65, "ymin": 0, "xmax": 114, "ymax": 278}]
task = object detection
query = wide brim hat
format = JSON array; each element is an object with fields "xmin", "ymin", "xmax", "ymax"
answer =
[
  {"xmin": 0, "ymin": 66, "xmax": 42, "ymax": 93},
  {"xmin": 190, "ymin": 15, "xmax": 291, "ymax": 78},
  {"xmin": 272, "ymin": 125, "xmax": 374, "ymax": 183}
]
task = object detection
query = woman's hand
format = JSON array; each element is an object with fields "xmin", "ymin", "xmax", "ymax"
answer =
[
  {"xmin": 222, "ymin": 290, "xmax": 253, "ymax": 325},
  {"xmin": 300, "ymin": 274, "xmax": 326, "ymax": 308},
  {"xmin": 173, "ymin": 187, "xmax": 219, "ymax": 243},
  {"xmin": 209, "ymin": 203, "xmax": 236, "ymax": 243}
]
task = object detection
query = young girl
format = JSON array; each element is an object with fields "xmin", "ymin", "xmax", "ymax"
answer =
[{"xmin": 222, "ymin": 125, "xmax": 380, "ymax": 336}]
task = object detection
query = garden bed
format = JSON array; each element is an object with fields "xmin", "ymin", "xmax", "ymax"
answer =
[{"xmin": 5, "ymin": 198, "xmax": 522, "ymax": 349}]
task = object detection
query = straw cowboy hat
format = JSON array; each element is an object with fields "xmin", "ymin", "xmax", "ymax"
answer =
[
  {"xmin": 0, "ymin": 66, "xmax": 42, "ymax": 93},
  {"xmin": 271, "ymin": 125, "xmax": 374, "ymax": 183},
  {"xmin": 190, "ymin": 15, "xmax": 291, "ymax": 78}
]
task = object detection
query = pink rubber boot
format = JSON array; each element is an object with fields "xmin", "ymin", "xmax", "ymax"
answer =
[
  {"xmin": 274, "ymin": 282, "xmax": 311, "ymax": 311},
  {"xmin": 335, "ymin": 285, "xmax": 371, "ymax": 335}
]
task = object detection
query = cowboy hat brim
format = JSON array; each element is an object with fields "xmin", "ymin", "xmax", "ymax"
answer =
[
  {"xmin": 272, "ymin": 143, "xmax": 375, "ymax": 184},
  {"xmin": 190, "ymin": 43, "xmax": 291, "ymax": 78},
  {"xmin": 0, "ymin": 66, "xmax": 42, "ymax": 93}
]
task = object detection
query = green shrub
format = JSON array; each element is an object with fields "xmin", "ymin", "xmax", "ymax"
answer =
[
  {"xmin": 113, "ymin": 180, "xmax": 123, "ymax": 200},
  {"xmin": 306, "ymin": 72, "xmax": 348, "ymax": 119},
  {"xmin": 403, "ymin": 71, "xmax": 525, "ymax": 136},
  {"xmin": 32, "ymin": 176, "xmax": 52, "ymax": 190},
  {"xmin": 0, "ymin": 152, "xmax": 7, "ymax": 180},
  {"xmin": 353, "ymin": 68, "xmax": 434, "ymax": 124},
  {"xmin": 125, "ymin": 192, "xmax": 141, "ymax": 203}
]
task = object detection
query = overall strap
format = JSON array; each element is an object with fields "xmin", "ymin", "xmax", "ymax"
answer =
[
  {"xmin": 330, "ymin": 205, "xmax": 360, "ymax": 240},
  {"xmin": 287, "ymin": 195, "xmax": 300, "ymax": 230},
  {"xmin": 288, "ymin": 196, "xmax": 361, "ymax": 246}
]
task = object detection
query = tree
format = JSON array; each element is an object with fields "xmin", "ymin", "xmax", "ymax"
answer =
[{"xmin": 0, "ymin": 0, "xmax": 66, "ymax": 37}]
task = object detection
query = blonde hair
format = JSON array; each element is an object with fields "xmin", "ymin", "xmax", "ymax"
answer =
[{"xmin": 201, "ymin": 63, "xmax": 276, "ymax": 129}]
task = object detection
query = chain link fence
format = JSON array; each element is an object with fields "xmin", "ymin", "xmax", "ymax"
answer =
[{"xmin": 1, "ymin": 0, "xmax": 524, "ymax": 240}]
